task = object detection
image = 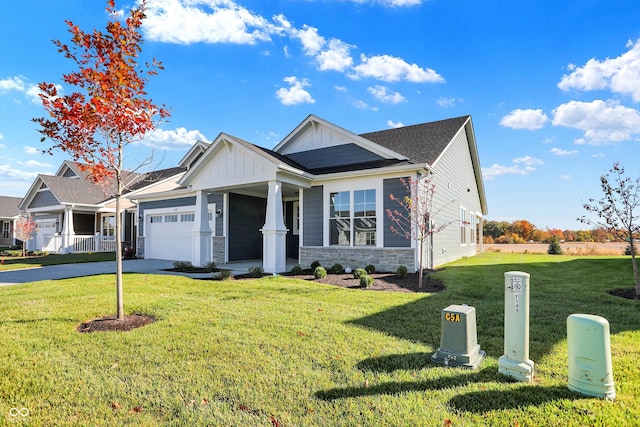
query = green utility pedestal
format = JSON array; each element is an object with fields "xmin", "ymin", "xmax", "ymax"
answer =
[{"xmin": 431, "ymin": 304, "xmax": 485, "ymax": 369}]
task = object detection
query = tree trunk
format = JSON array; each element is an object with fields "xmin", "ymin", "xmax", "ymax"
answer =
[
  {"xmin": 418, "ymin": 237, "xmax": 424, "ymax": 288},
  {"xmin": 631, "ymin": 240, "xmax": 640, "ymax": 297},
  {"xmin": 115, "ymin": 193, "xmax": 124, "ymax": 320}
]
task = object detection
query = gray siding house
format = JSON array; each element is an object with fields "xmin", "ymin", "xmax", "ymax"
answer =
[
  {"xmin": 18, "ymin": 161, "xmax": 186, "ymax": 254},
  {"xmin": 0, "ymin": 196, "xmax": 22, "ymax": 247},
  {"xmin": 133, "ymin": 114, "xmax": 488, "ymax": 273}
]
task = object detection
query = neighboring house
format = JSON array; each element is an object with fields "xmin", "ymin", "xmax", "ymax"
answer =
[
  {"xmin": 18, "ymin": 160, "xmax": 187, "ymax": 254},
  {"xmin": 0, "ymin": 196, "xmax": 22, "ymax": 247},
  {"xmin": 133, "ymin": 114, "xmax": 488, "ymax": 273}
]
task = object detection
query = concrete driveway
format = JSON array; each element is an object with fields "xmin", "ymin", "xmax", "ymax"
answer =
[{"xmin": 0, "ymin": 259, "xmax": 182, "ymax": 286}]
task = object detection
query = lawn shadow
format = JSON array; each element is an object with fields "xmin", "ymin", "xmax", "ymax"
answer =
[
  {"xmin": 315, "ymin": 366, "xmax": 509, "ymax": 401},
  {"xmin": 356, "ymin": 352, "xmax": 433, "ymax": 372},
  {"xmin": 448, "ymin": 385, "xmax": 587, "ymax": 413},
  {"xmin": 348, "ymin": 257, "xmax": 640, "ymax": 362}
]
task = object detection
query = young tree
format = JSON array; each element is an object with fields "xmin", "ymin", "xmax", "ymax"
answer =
[
  {"xmin": 387, "ymin": 175, "xmax": 455, "ymax": 288},
  {"xmin": 14, "ymin": 216, "xmax": 37, "ymax": 257},
  {"xmin": 33, "ymin": 0, "xmax": 169, "ymax": 320},
  {"xmin": 579, "ymin": 162, "xmax": 640, "ymax": 296}
]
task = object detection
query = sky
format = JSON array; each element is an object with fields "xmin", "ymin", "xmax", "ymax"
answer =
[{"xmin": 1, "ymin": 0, "xmax": 640, "ymax": 231}]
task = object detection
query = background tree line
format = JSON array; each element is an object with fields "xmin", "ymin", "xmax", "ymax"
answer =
[{"xmin": 482, "ymin": 219, "xmax": 623, "ymax": 244}]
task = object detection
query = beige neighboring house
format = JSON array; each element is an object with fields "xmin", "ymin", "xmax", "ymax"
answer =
[
  {"xmin": 0, "ymin": 196, "xmax": 22, "ymax": 247},
  {"xmin": 18, "ymin": 159, "xmax": 190, "ymax": 254}
]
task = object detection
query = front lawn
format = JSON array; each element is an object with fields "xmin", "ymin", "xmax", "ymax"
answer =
[
  {"xmin": 0, "ymin": 252, "xmax": 116, "ymax": 271},
  {"xmin": 1, "ymin": 252, "xmax": 638, "ymax": 425}
]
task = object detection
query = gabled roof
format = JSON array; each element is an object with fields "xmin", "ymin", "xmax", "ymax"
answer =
[
  {"xmin": 40, "ymin": 175, "xmax": 109, "ymax": 205},
  {"xmin": 360, "ymin": 116, "xmax": 470, "ymax": 165},
  {"xmin": 0, "ymin": 196, "xmax": 22, "ymax": 218}
]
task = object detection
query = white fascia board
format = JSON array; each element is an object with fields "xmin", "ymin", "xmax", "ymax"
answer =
[{"xmin": 129, "ymin": 187, "xmax": 195, "ymax": 204}]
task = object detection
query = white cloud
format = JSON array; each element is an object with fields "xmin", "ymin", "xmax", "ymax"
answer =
[
  {"xmin": 141, "ymin": 127, "xmax": 208, "ymax": 150},
  {"xmin": 561, "ymin": 175, "xmax": 572, "ymax": 180},
  {"xmin": 24, "ymin": 146, "xmax": 41, "ymax": 154},
  {"xmin": 0, "ymin": 164, "xmax": 42, "ymax": 181},
  {"xmin": 275, "ymin": 76, "xmax": 315, "ymax": 105},
  {"xmin": 0, "ymin": 76, "xmax": 26, "ymax": 93},
  {"xmin": 17, "ymin": 159, "xmax": 54, "ymax": 168},
  {"xmin": 558, "ymin": 39, "xmax": 640, "ymax": 101},
  {"xmin": 334, "ymin": 85, "xmax": 348, "ymax": 92},
  {"xmin": 317, "ymin": 39, "xmax": 354, "ymax": 72},
  {"xmin": 343, "ymin": 0, "xmax": 423, "ymax": 6},
  {"xmin": 500, "ymin": 109, "xmax": 548, "ymax": 130},
  {"xmin": 483, "ymin": 156, "xmax": 544, "ymax": 180},
  {"xmin": 387, "ymin": 120, "xmax": 404, "ymax": 128},
  {"xmin": 143, "ymin": 0, "xmax": 285, "ymax": 45},
  {"xmin": 551, "ymin": 99, "xmax": 640, "ymax": 144},
  {"xmin": 291, "ymin": 25, "xmax": 325, "ymax": 56},
  {"xmin": 437, "ymin": 97, "xmax": 463, "ymax": 108},
  {"xmin": 550, "ymin": 147, "xmax": 578, "ymax": 156},
  {"xmin": 351, "ymin": 54, "xmax": 444, "ymax": 83},
  {"xmin": 367, "ymin": 85, "xmax": 406, "ymax": 104}
]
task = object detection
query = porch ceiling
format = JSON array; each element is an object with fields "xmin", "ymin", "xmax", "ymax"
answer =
[{"xmin": 204, "ymin": 181, "xmax": 301, "ymax": 199}]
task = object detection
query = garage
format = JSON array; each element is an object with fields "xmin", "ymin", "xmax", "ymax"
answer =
[{"xmin": 145, "ymin": 211, "xmax": 195, "ymax": 261}]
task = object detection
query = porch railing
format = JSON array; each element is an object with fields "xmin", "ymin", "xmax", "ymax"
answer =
[{"xmin": 42, "ymin": 235, "xmax": 117, "ymax": 254}]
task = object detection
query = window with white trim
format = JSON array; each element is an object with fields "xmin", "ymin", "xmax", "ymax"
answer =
[
  {"xmin": 164, "ymin": 214, "xmax": 178, "ymax": 223},
  {"xmin": 470, "ymin": 213, "xmax": 476, "ymax": 244},
  {"xmin": 101, "ymin": 215, "xmax": 115, "ymax": 237},
  {"xmin": 181, "ymin": 213, "xmax": 195, "ymax": 222},
  {"xmin": 150, "ymin": 215, "xmax": 162, "ymax": 223},
  {"xmin": 292, "ymin": 201, "xmax": 300, "ymax": 235},
  {"xmin": 2, "ymin": 221, "xmax": 9, "ymax": 239},
  {"xmin": 330, "ymin": 189, "xmax": 376, "ymax": 246},
  {"xmin": 460, "ymin": 208, "xmax": 467, "ymax": 245}
]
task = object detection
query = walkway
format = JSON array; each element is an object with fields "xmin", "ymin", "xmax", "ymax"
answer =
[{"xmin": 0, "ymin": 258, "xmax": 297, "ymax": 287}]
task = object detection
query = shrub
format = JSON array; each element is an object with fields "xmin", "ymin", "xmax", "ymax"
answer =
[
  {"xmin": 330, "ymin": 263, "xmax": 344, "ymax": 274},
  {"xmin": 310, "ymin": 260, "xmax": 321, "ymax": 270},
  {"xmin": 353, "ymin": 268, "xmax": 367, "ymax": 279},
  {"xmin": 397, "ymin": 265, "xmax": 408, "ymax": 279},
  {"xmin": 314, "ymin": 266, "xmax": 327, "ymax": 279},
  {"xmin": 547, "ymin": 237, "xmax": 563, "ymax": 255},
  {"xmin": 360, "ymin": 274, "xmax": 374, "ymax": 288},
  {"xmin": 217, "ymin": 269, "xmax": 232, "ymax": 280},
  {"xmin": 173, "ymin": 261, "xmax": 193, "ymax": 272},
  {"xmin": 290, "ymin": 265, "xmax": 303, "ymax": 275},
  {"xmin": 203, "ymin": 261, "xmax": 217, "ymax": 273},
  {"xmin": 365, "ymin": 264, "xmax": 376, "ymax": 274},
  {"xmin": 122, "ymin": 246, "xmax": 136, "ymax": 260},
  {"xmin": 247, "ymin": 266, "xmax": 264, "ymax": 278}
]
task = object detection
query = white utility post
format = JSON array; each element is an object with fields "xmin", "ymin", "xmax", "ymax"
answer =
[{"xmin": 498, "ymin": 271, "xmax": 535, "ymax": 382}]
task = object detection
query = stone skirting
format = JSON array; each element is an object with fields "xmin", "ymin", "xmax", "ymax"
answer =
[
  {"xmin": 136, "ymin": 237, "xmax": 145, "ymax": 257},
  {"xmin": 300, "ymin": 246, "xmax": 415, "ymax": 273},
  {"xmin": 212, "ymin": 236, "xmax": 226, "ymax": 264}
]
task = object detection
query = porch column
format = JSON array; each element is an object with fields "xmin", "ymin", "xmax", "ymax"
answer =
[
  {"xmin": 192, "ymin": 190, "xmax": 212, "ymax": 267},
  {"xmin": 62, "ymin": 207, "xmax": 75, "ymax": 253},
  {"xmin": 261, "ymin": 180, "xmax": 287, "ymax": 273}
]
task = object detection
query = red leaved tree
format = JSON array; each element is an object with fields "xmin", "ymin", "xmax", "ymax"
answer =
[
  {"xmin": 33, "ymin": 0, "xmax": 169, "ymax": 320},
  {"xmin": 386, "ymin": 175, "xmax": 455, "ymax": 287},
  {"xmin": 15, "ymin": 216, "xmax": 37, "ymax": 257},
  {"xmin": 579, "ymin": 162, "xmax": 640, "ymax": 296}
]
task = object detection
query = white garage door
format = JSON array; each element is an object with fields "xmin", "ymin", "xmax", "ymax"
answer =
[{"xmin": 146, "ymin": 212, "xmax": 194, "ymax": 261}]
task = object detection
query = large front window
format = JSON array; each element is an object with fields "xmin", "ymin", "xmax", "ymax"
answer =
[
  {"xmin": 101, "ymin": 215, "xmax": 115, "ymax": 237},
  {"xmin": 2, "ymin": 221, "xmax": 9, "ymax": 239},
  {"xmin": 330, "ymin": 189, "xmax": 376, "ymax": 246}
]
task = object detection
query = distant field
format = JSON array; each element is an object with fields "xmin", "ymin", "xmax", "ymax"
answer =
[{"xmin": 484, "ymin": 241, "xmax": 628, "ymax": 255}]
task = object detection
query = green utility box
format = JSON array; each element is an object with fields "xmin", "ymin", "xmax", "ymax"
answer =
[{"xmin": 431, "ymin": 304, "xmax": 485, "ymax": 369}]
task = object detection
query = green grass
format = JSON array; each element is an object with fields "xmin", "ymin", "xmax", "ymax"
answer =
[
  {"xmin": 0, "ymin": 252, "xmax": 116, "ymax": 271},
  {"xmin": 1, "ymin": 252, "xmax": 639, "ymax": 426}
]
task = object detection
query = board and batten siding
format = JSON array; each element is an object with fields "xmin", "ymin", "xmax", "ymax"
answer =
[
  {"xmin": 383, "ymin": 177, "xmax": 411, "ymax": 248},
  {"xmin": 302, "ymin": 185, "xmax": 323, "ymax": 246},
  {"xmin": 430, "ymin": 124, "xmax": 483, "ymax": 267}
]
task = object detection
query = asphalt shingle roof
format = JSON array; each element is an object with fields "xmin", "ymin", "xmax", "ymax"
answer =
[
  {"xmin": 360, "ymin": 115, "xmax": 470, "ymax": 165},
  {"xmin": 0, "ymin": 196, "xmax": 22, "ymax": 218}
]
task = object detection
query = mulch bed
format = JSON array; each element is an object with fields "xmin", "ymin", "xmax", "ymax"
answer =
[
  {"xmin": 608, "ymin": 288, "xmax": 640, "ymax": 300},
  {"xmin": 77, "ymin": 314, "xmax": 156, "ymax": 333}
]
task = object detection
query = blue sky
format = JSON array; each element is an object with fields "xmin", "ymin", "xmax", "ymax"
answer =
[{"xmin": 1, "ymin": 0, "xmax": 640, "ymax": 231}]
